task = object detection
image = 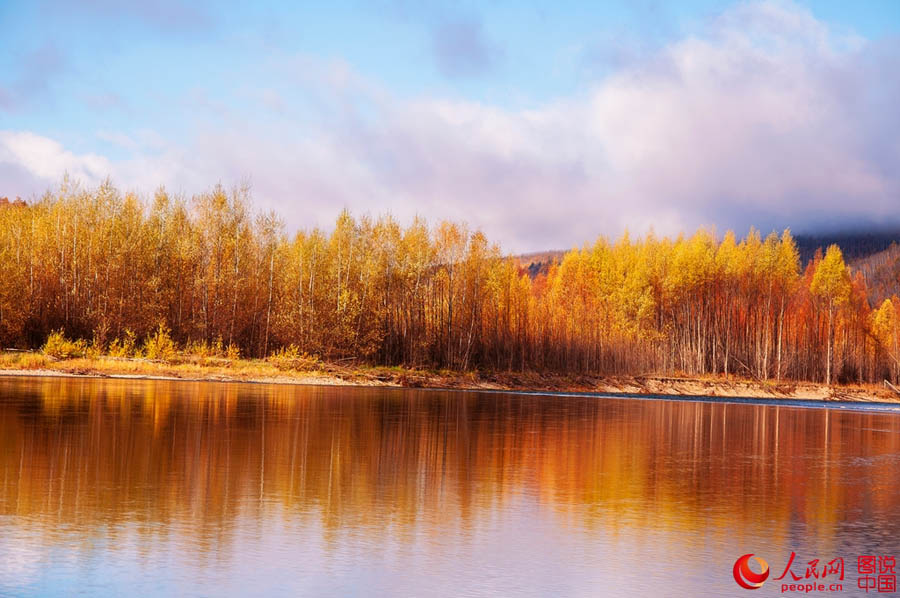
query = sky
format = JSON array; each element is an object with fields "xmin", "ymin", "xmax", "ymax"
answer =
[{"xmin": 1, "ymin": 0, "xmax": 899, "ymax": 252}]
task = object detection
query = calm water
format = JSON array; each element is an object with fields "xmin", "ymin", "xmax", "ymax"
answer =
[{"xmin": 1, "ymin": 377, "xmax": 899, "ymax": 597}]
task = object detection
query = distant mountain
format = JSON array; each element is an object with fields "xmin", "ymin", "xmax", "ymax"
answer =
[{"xmin": 794, "ymin": 230, "xmax": 900, "ymax": 266}]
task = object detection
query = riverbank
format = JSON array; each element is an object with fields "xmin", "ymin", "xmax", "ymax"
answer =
[{"xmin": 2, "ymin": 350, "xmax": 897, "ymax": 402}]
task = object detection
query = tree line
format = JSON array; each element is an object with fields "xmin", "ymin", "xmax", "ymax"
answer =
[{"xmin": 2, "ymin": 180, "xmax": 899, "ymax": 385}]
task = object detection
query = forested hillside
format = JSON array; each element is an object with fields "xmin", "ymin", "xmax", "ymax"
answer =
[
  {"xmin": 2, "ymin": 181, "xmax": 900, "ymax": 385},
  {"xmin": 851, "ymin": 243, "xmax": 900, "ymax": 304}
]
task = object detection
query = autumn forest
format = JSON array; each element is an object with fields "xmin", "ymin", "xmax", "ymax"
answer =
[{"xmin": 2, "ymin": 180, "xmax": 899, "ymax": 386}]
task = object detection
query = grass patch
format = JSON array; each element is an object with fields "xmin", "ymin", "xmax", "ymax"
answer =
[{"xmin": 0, "ymin": 352, "xmax": 50, "ymax": 369}]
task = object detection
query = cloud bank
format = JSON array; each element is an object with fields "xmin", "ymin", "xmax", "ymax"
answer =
[{"xmin": 2, "ymin": 1, "xmax": 899, "ymax": 251}]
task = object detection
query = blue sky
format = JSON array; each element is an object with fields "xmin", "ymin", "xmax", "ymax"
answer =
[{"xmin": 2, "ymin": 0, "xmax": 899, "ymax": 250}]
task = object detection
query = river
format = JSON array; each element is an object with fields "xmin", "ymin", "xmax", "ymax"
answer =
[{"xmin": 1, "ymin": 376, "xmax": 899, "ymax": 596}]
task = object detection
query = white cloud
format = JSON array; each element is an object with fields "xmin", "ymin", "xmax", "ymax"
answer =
[
  {"xmin": 3, "ymin": 1, "xmax": 899, "ymax": 251},
  {"xmin": 0, "ymin": 131, "xmax": 111, "ymax": 186}
]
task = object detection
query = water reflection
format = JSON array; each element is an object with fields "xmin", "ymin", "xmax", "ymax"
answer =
[{"xmin": 1, "ymin": 377, "xmax": 899, "ymax": 596}]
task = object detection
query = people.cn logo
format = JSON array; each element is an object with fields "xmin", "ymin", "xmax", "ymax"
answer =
[{"xmin": 734, "ymin": 553, "xmax": 771, "ymax": 590}]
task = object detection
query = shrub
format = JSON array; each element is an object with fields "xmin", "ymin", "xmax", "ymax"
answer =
[
  {"xmin": 108, "ymin": 329, "xmax": 138, "ymax": 358},
  {"xmin": 185, "ymin": 339, "xmax": 212, "ymax": 358},
  {"xmin": 85, "ymin": 341, "xmax": 102, "ymax": 360},
  {"xmin": 185, "ymin": 337, "xmax": 239, "ymax": 360},
  {"xmin": 143, "ymin": 323, "xmax": 178, "ymax": 362},
  {"xmin": 268, "ymin": 345, "xmax": 321, "ymax": 371},
  {"xmin": 42, "ymin": 330, "xmax": 88, "ymax": 359},
  {"xmin": 92, "ymin": 321, "xmax": 110, "ymax": 354}
]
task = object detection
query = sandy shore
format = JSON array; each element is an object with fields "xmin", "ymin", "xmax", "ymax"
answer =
[
  {"xmin": 1, "ymin": 353, "xmax": 898, "ymax": 403},
  {"xmin": 0, "ymin": 367, "xmax": 353, "ymax": 387}
]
